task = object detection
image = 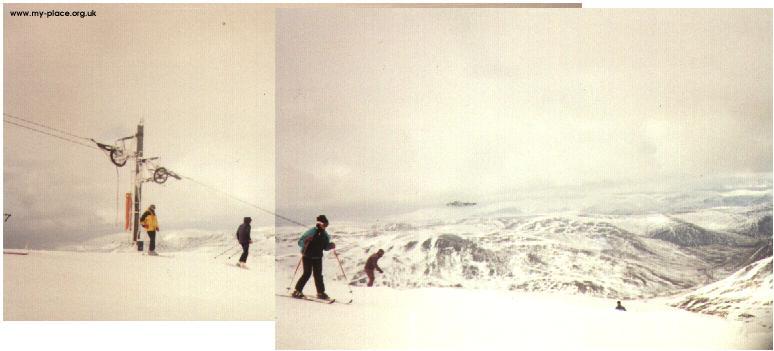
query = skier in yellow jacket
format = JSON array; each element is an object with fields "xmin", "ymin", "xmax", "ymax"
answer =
[{"xmin": 140, "ymin": 204, "xmax": 160, "ymax": 255}]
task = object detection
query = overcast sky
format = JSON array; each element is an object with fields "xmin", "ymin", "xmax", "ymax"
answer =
[
  {"xmin": 4, "ymin": 4, "xmax": 275, "ymax": 248},
  {"xmin": 5, "ymin": 8, "xmax": 773, "ymax": 247},
  {"xmin": 276, "ymin": 8, "xmax": 772, "ymax": 222}
]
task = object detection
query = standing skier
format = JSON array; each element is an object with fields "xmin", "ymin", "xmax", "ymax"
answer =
[
  {"xmin": 292, "ymin": 215, "xmax": 335, "ymax": 300},
  {"xmin": 140, "ymin": 204, "xmax": 159, "ymax": 255},
  {"xmin": 364, "ymin": 249, "xmax": 385, "ymax": 287},
  {"xmin": 236, "ymin": 217, "xmax": 253, "ymax": 268}
]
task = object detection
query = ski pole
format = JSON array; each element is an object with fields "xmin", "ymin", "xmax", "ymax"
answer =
[
  {"xmin": 286, "ymin": 255, "xmax": 303, "ymax": 292},
  {"xmin": 213, "ymin": 244, "xmax": 239, "ymax": 259},
  {"xmin": 287, "ymin": 226, "xmax": 319, "ymax": 292},
  {"xmin": 228, "ymin": 244, "xmax": 246, "ymax": 259},
  {"xmin": 223, "ymin": 244, "xmax": 241, "ymax": 258},
  {"xmin": 332, "ymin": 249, "xmax": 354, "ymax": 303}
]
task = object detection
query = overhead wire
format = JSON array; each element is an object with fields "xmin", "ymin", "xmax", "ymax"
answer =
[
  {"xmin": 4, "ymin": 119, "xmax": 100, "ymax": 150},
  {"xmin": 179, "ymin": 174, "xmax": 309, "ymax": 228},
  {"xmin": 4, "ymin": 112, "xmax": 93, "ymax": 141}
]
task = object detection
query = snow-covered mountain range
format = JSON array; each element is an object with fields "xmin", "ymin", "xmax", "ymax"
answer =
[{"xmin": 276, "ymin": 180, "xmax": 772, "ymax": 328}]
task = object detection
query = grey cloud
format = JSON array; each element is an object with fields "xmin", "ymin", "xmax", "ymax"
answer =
[{"xmin": 276, "ymin": 9, "xmax": 772, "ymax": 220}]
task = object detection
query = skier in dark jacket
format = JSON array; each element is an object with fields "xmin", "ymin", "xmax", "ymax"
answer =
[
  {"xmin": 236, "ymin": 217, "xmax": 253, "ymax": 268},
  {"xmin": 364, "ymin": 249, "xmax": 384, "ymax": 287},
  {"xmin": 292, "ymin": 215, "xmax": 335, "ymax": 300},
  {"xmin": 615, "ymin": 300, "xmax": 627, "ymax": 311}
]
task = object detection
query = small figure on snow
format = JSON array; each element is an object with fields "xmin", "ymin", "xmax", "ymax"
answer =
[
  {"xmin": 236, "ymin": 217, "xmax": 253, "ymax": 268},
  {"xmin": 364, "ymin": 249, "xmax": 385, "ymax": 287},
  {"xmin": 140, "ymin": 204, "xmax": 159, "ymax": 255},
  {"xmin": 292, "ymin": 215, "xmax": 336, "ymax": 300},
  {"xmin": 615, "ymin": 300, "xmax": 627, "ymax": 311}
]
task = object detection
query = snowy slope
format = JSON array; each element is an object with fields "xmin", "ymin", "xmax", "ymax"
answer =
[
  {"xmin": 276, "ymin": 282, "xmax": 772, "ymax": 349},
  {"xmin": 672, "ymin": 257, "xmax": 773, "ymax": 325},
  {"xmin": 4, "ymin": 229, "xmax": 274, "ymax": 320}
]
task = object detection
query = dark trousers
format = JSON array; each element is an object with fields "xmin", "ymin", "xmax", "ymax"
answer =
[
  {"xmin": 147, "ymin": 231, "xmax": 156, "ymax": 252},
  {"xmin": 366, "ymin": 268, "xmax": 375, "ymax": 287},
  {"xmin": 239, "ymin": 242, "xmax": 249, "ymax": 263},
  {"xmin": 295, "ymin": 257, "xmax": 324, "ymax": 294}
]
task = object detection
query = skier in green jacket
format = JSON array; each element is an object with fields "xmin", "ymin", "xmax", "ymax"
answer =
[{"xmin": 292, "ymin": 215, "xmax": 336, "ymax": 300}]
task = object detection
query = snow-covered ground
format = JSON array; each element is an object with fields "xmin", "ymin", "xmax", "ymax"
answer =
[
  {"xmin": 277, "ymin": 281, "xmax": 772, "ymax": 349},
  {"xmin": 276, "ymin": 250, "xmax": 772, "ymax": 349},
  {"xmin": 4, "ymin": 229, "xmax": 274, "ymax": 320}
]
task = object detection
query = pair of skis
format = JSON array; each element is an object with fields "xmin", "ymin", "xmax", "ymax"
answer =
[
  {"xmin": 277, "ymin": 293, "xmax": 336, "ymax": 304},
  {"xmin": 277, "ymin": 293, "xmax": 352, "ymax": 305}
]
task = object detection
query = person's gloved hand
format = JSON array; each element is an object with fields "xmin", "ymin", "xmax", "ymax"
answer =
[{"xmin": 326, "ymin": 242, "xmax": 336, "ymax": 250}]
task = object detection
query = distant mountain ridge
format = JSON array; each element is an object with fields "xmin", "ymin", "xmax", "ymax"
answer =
[
  {"xmin": 277, "ymin": 204, "xmax": 771, "ymax": 300},
  {"xmin": 446, "ymin": 201, "xmax": 477, "ymax": 207}
]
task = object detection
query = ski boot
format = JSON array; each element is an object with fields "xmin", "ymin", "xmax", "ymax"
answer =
[
  {"xmin": 316, "ymin": 292, "xmax": 331, "ymax": 301},
  {"xmin": 148, "ymin": 251, "xmax": 158, "ymax": 256},
  {"xmin": 291, "ymin": 290, "xmax": 305, "ymax": 299}
]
